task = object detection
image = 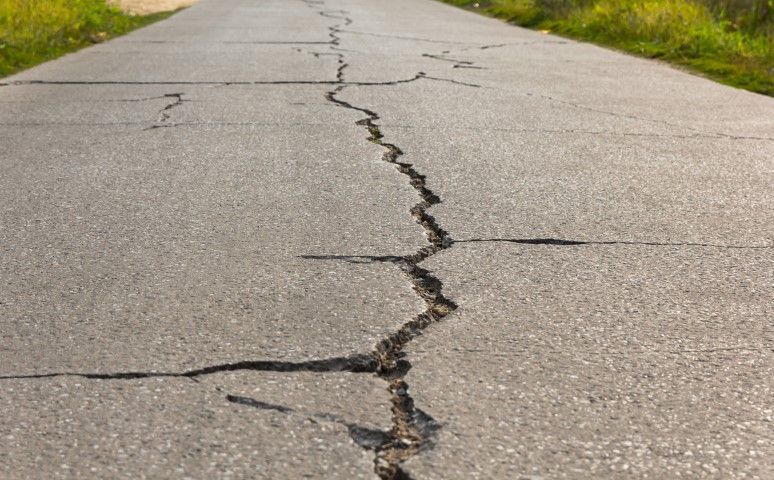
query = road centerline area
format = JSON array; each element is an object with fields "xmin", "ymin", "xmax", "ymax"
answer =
[{"xmin": 1, "ymin": 0, "xmax": 772, "ymax": 479}]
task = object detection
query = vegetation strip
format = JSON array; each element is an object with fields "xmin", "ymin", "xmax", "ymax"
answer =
[
  {"xmin": 439, "ymin": 0, "xmax": 773, "ymax": 96},
  {"xmin": 0, "ymin": 0, "xmax": 179, "ymax": 78}
]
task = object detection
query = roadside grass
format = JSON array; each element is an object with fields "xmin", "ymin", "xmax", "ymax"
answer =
[
  {"xmin": 0, "ymin": 0, "xmax": 175, "ymax": 78},
  {"xmin": 440, "ymin": 0, "xmax": 773, "ymax": 96}
]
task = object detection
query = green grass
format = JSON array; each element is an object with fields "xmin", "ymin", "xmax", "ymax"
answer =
[
  {"xmin": 440, "ymin": 0, "xmax": 773, "ymax": 95},
  {"xmin": 0, "ymin": 0, "xmax": 175, "ymax": 78}
]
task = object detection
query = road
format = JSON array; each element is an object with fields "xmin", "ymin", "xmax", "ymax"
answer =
[
  {"xmin": 1, "ymin": 0, "xmax": 772, "ymax": 478},
  {"xmin": 108, "ymin": 0, "xmax": 199, "ymax": 15}
]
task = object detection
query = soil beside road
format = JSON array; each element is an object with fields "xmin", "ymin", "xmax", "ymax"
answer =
[{"xmin": 109, "ymin": 0, "xmax": 198, "ymax": 15}]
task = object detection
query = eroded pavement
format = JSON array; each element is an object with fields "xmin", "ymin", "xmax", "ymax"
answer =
[{"xmin": 1, "ymin": 0, "xmax": 772, "ymax": 478}]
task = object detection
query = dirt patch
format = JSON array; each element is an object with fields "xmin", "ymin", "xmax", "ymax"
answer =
[{"xmin": 109, "ymin": 0, "xmax": 198, "ymax": 15}]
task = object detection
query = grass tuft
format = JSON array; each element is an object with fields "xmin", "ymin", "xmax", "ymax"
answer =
[
  {"xmin": 0, "ymin": 0, "xmax": 175, "ymax": 77},
  {"xmin": 440, "ymin": 0, "xmax": 773, "ymax": 95}
]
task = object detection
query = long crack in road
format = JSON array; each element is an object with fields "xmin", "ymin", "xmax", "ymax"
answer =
[{"xmin": 1, "ymin": 0, "xmax": 772, "ymax": 478}]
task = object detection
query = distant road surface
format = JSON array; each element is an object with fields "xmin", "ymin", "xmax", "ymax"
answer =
[{"xmin": 1, "ymin": 0, "xmax": 772, "ymax": 478}]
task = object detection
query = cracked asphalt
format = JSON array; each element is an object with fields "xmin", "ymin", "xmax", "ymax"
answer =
[{"xmin": 1, "ymin": 0, "xmax": 772, "ymax": 479}]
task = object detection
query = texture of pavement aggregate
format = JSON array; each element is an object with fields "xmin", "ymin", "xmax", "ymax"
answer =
[{"xmin": 0, "ymin": 0, "xmax": 772, "ymax": 478}]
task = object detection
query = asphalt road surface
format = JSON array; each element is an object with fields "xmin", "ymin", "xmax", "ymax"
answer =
[{"xmin": 1, "ymin": 0, "xmax": 772, "ymax": 478}]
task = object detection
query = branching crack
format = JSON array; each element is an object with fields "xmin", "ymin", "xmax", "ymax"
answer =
[
  {"xmin": 323, "ymin": 83, "xmax": 456, "ymax": 478},
  {"xmin": 1, "ymin": 3, "xmax": 770, "ymax": 479},
  {"xmin": 144, "ymin": 92, "xmax": 186, "ymax": 130},
  {"xmin": 422, "ymin": 53, "xmax": 484, "ymax": 70},
  {"xmin": 296, "ymin": 4, "xmax": 461, "ymax": 476},
  {"xmin": 0, "ymin": 2, "xmax": 479, "ymax": 479},
  {"xmin": 303, "ymin": 3, "xmax": 457, "ymax": 475}
]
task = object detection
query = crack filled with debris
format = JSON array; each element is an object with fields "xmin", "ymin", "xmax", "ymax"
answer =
[
  {"xmin": 308, "ymin": 2, "xmax": 457, "ymax": 478},
  {"xmin": 1, "ymin": 3, "xmax": 771, "ymax": 479},
  {"xmin": 0, "ymin": 3, "xmax": 476, "ymax": 479},
  {"xmin": 324, "ymin": 83, "xmax": 455, "ymax": 479},
  {"xmin": 319, "ymin": 51, "xmax": 463, "ymax": 476}
]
